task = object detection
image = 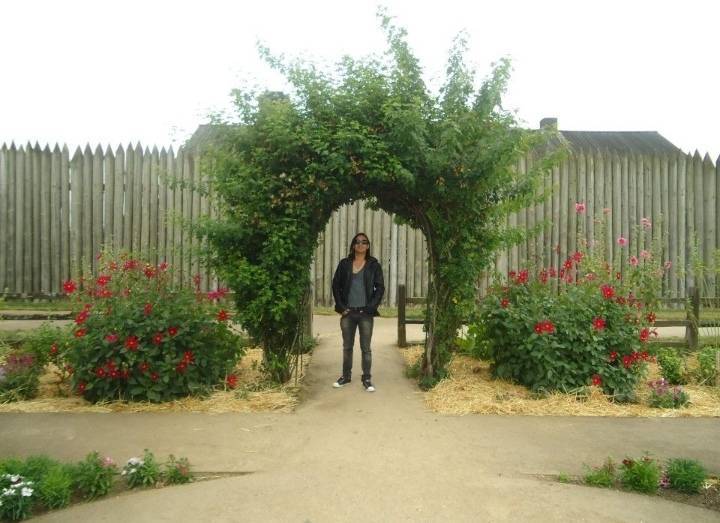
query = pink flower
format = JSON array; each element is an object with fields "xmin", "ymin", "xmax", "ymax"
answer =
[
  {"xmin": 640, "ymin": 250, "xmax": 651, "ymax": 259},
  {"xmin": 617, "ymin": 236, "xmax": 628, "ymax": 247},
  {"xmin": 575, "ymin": 202, "xmax": 586, "ymax": 214},
  {"xmin": 641, "ymin": 217, "xmax": 652, "ymax": 229},
  {"xmin": 664, "ymin": 260, "xmax": 672, "ymax": 270},
  {"xmin": 105, "ymin": 333, "xmax": 119, "ymax": 343},
  {"xmin": 629, "ymin": 256, "xmax": 639, "ymax": 266}
]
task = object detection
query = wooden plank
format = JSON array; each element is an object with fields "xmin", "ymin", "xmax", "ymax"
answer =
[
  {"xmin": 323, "ymin": 214, "xmax": 332, "ymax": 306},
  {"xmin": 149, "ymin": 147, "xmax": 160, "ymax": 265},
  {"xmin": 604, "ymin": 151, "xmax": 614, "ymax": 268},
  {"xmin": 31, "ymin": 144, "xmax": 41, "ymax": 294},
  {"xmin": 92, "ymin": 145, "xmax": 103, "ymax": 273},
  {"xmin": 551, "ymin": 163, "xmax": 561, "ymax": 273},
  {"xmin": 621, "ymin": 153, "xmax": 630, "ymax": 272},
  {"xmin": 81, "ymin": 145, "xmax": 93, "ymax": 275},
  {"xmin": 398, "ymin": 223, "xmax": 407, "ymax": 298},
  {"xmin": 414, "ymin": 227, "xmax": 423, "ymax": 296},
  {"xmin": 559, "ymin": 157, "xmax": 569, "ymax": 268},
  {"xmin": 684, "ymin": 153, "xmax": 695, "ymax": 293},
  {"xmin": 390, "ymin": 217, "xmax": 399, "ymax": 306},
  {"xmin": 70, "ymin": 147, "xmax": 83, "ymax": 277},
  {"xmin": 668, "ymin": 155, "xmax": 678, "ymax": 298},
  {"xmin": 112, "ymin": 146, "xmax": 124, "ymax": 250},
  {"xmin": 123, "ymin": 144, "xmax": 135, "ymax": 252},
  {"xmin": 517, "ymin": 156, "xmax": 527, "ymax": 265},
  {"xmin": 165, "ymin": 147, "xmax": 175, "ymax": 279},
  {"xmin": 576, "ymin": 151, "xmax": 587, "ymax": 244},
  {"xmin": 651, "ymin": 154, "xmax": 662, "ymax": 258},
  {"xmin": 636, "ymin": 155, "xmax": 645, "ymax": 238},
  {"xmin": 407, "ymin": 221, "xmax": 416, "ymax": 298},
  {"xmin": 660, "ymin": 155, "xmax": 670, "ymax": 294},
  {"xmin": 182, "ymin": 150, "xmax": 193, "ymax": 285},
  {"xmin": 543, "ymin": 155, "xmax": 553, "ymax": 267},
  {"xmin": 357, "ymin": 199, "xmax": 365, "ymax": 233},
  {"xmin": 172, "ymin": 148, "xmax": 184, "ymax": 286},
  {"xmin": 420, "ymin": 231, "xmax": 428, "ymax": 296},
  {"xmin": 567, "ymin": 152, "xmax": 577, "ymax": 257},
  {"xmin": 612, "ymin": 152, "xmax": 622, "ymax": 273},
  {"xmin": 628, "ymin": 154, "xmax": 638, "ymax": 259},
  {"xmin": 132, "ymin": 144, "xmax": 143, "ymax": 254},
  {"xmin": 643, "ymin": 154, "xmax": 653, "ymax": 252},
  {"xmin": 703, "ymin": 153, "xmax": 716, "ymax": 296},
  {"xmin": 315, "ymin": 230, "xmax": 324, "ymax": 305},
  {"xmin": 717, "ymin": 155, "xmax": 720, "ymax": 299},
  {"xmin": 14, "ymin": 146, "xmax": 24, "ymax": 293},
  {"xmin": 5, "ymin": 145, "xmax": 16, "ymax": 294},
  {"xmin": 103, "ymin": 146, "xmax": 115, "ymax": 250},
  {"xmin": 677, "ymin": 154, "xmax": 687, "ymax": 298},
  {"xmin": 0, "ymin": 146, "xmax": 7, "ymax": 293},
  {"xmin": 40, "ymin": 146, "xmax": 51, "ymax": 294},
  {"xmin": 191, "ymin": 150, "xmax": 201, "ymax": 282},
  {"xmin": 140, "ymin": 147, "xmax": 151, "ymax": 257},
  {"xmin": 60, "ymin": 146, "xmax": 70, "ymax": 288},
  {"xmin": 157, "ymin": 148, "xmax": 168, "ymax": 270},
  {"xmin": 382, "ymin": 211, "xmax": 392, "ymax": 306},
  {"xmin": 692, "ymin": 151, "xmax": 703, "ymax": 289}
]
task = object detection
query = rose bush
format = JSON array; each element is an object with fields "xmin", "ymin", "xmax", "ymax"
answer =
[
  {"xmin": 476, "ymin": 214, "xmax": 668, "ymax": 401},
  {"xmin": 62, "ymin": 252, "xmax": 245, "ymax": 403}
]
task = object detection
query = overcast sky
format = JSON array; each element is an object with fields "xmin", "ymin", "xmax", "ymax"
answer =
[{"xmin": 1, "ymin": 0, "xmax": 718, "ymax": 159}]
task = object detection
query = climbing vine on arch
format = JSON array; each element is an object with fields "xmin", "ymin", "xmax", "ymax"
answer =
[{"xmin": 200, "ymin": 12, "xmax": 557, "ymax": 386}]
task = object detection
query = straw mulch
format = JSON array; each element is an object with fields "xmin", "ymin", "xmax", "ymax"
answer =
[
  {"xmin": 0, "ymin": 349, "xmax": 309, "ymax": 414},
  {"xmin": 401, "ymin": 346, "xmax": 720, "ymax": 417}
]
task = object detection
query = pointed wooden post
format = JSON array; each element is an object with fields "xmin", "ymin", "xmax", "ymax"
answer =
[{"xmin": 398, "ymin": 283, "xmax": 407, "ymax": 347}]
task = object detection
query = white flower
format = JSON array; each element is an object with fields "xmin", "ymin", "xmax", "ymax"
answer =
[
  {"xmin": 127, "ymin": 457, "xmax": 142, "ymax": 466},
  {"xmin": 9, "ymin": 475, "xmax": 20, "ymax": 483},
  {"xmin": 121, "ymin": 470, "xmax": 127, "ymax": 476},
  {"xmin": 128, "ymin": 469, "xmax": 136, "ymax": 474},
  {"xmin": 21, "ymin": 487, "xmax": 33, "ymax": 497}
]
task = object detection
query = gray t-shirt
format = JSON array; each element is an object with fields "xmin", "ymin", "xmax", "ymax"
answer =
[{"xmin": 347, "ymin": 267, "xmax": 367, "ymax": 307}]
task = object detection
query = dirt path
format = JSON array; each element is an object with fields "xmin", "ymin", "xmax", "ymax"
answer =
[{"xmin": 1, "ymin": 316, "xmax": 718, "ymax": 522}]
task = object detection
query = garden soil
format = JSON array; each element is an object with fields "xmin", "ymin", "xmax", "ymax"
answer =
[{"xmin": 1, "ymin": 316, "xmax": 718, "ymax": 522}]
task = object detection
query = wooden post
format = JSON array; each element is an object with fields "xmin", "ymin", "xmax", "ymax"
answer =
[
  {"xmin": 398, "ymin": 283, "xmax": 407, "ymax": 347},
  {"xmin": 716, "ymin": 350, "xmax": 720, "ymax": 387},
  {"xmin": 687, "ymin": 286, "xmax": 700, "ymax": 350}
]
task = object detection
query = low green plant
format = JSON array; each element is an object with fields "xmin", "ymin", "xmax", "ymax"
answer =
[
  {"xmin": 583, "ymin": 458, "xmax": 616, "ymax": 488},
  {"xmin": 17, "ymin": 455, "xmax": 61, "ymax": 483},
  {"xmin": 73, "ymin": 451, "xmax": 117, "ymax": 500},
  {"xmin": 556, "ymin": 473, "xmax": 572, "ymax": 483},
  {"xmin": 458, "ymin": 322, "xmax": 492, "ymax": 361},
  {"xmin": 666, "ymin": 458, "xmax": 707, "ymax": 493},
  {"xmin": 647, "ymin": 378, "xmax": 690, "ymax": 408},
  {"xmin": 20, "ymin": 323, "xmax": 72, "ymax": 370},
  {"xmin": 37, "ymin": 465, "xmax": 74, "ymax": 509},
  {"xmin": 620, "ymin": 456, "xmax": 661, "ymax": 494},
  {"xmin": 656, "ymin": 348, "xmax": 686, "ymax": 385},
  {"xmin": 121, "ymin": 450, "xmax": 161, "ymax": 488},
  {"xmin": 163, "ymin": 455, "xmax": 192, "ymax": 485},
  {"xmin": 696, "ymin": 346, "xmax": 720, "ymax": 384},
  {"xmin": 0, "ymin": 473, "xmax": 35, "ymax": 521},
  {"xmin": 0, "ymin": 457, "xmax": 25, "ymax": 476},
  {"xmin": 0, "ymin": 351, "xmax": 43, "ymax": 402},
  {"xmin": 404, "ymin": 356, "xmax": 422, "ymax": 380}
]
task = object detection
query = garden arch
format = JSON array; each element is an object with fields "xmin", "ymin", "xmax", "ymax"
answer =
[{"xmin": 200, "ymin": 15, "xmax": 555, "ymax": 386}]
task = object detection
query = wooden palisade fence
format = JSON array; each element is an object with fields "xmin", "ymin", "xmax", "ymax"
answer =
[{"xmin": 1, "ymin": 143, "xmax": 718, "ymax": 307}]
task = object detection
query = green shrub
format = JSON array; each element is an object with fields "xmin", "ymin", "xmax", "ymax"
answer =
[
  {"xmin": 163, "ymin": 455, "xmax": 193, "ymax": 485},
  {"xmin": 656, "ymin": 348, "xmax": 686, "ymax": 385},
  {"xmin": 696, "ymin": 346, "xmax": 720, "ymax": 385},
  {"xmin": 63, "ymin": 252, "xmax": 246, "ymax": 402},
  {"xmin": 18, "ymin": 455, "xmax": 61, "ymax": 483},
  {"xmin": 647, "ymin": 379, "xmax": 690, "ymax": 408},
  {"xmin": 37, "ymin": 465, "xmax": 74, "ymax": 509},
  {"xmin": 0, "ymin": 352, "xmax": 41, "ymax": 402},
  {"xmin": 666, "ymin": 458, "xmax": 707, "ymax": 493},
  {"xmin": 458, "ymin": 322, "xmax": 492, "ymax": 361},
  {"xmin": 583, "ymin": 458, "xmax": 616, "ymax": 488},
  {"xmin": 121, "ymin": 450, "xmax": 161, "ymax": 489},
  {"xmin": 20, "ymin": 323, "xmax": 72, "ymax": 371},
  {"xmin": 620, "ymin": 456, "xmax": 661, "ymax": 493},
  {"xmin": 0, "ymin": 473, "xmax": 35, "ymax": 521},
  {"xmin": 73, "ymin": 451, "xmax": 117, "ymax": 500},
  {"xmin": 0, "ymin": 457, "xmax": 25, "ymax": 476}
]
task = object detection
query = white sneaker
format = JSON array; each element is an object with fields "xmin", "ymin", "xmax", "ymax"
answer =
[{"xmin": 362, "ymin": 379, "xmax": 375, "ymax": 392}]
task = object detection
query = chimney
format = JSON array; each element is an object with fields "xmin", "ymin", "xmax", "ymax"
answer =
[{"xmin": 540, "ymin": 117, "xmax": 558, "ymax": 130}]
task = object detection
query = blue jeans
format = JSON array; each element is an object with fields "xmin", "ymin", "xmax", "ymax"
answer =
[{"xmin": 340, "ymin": 310, "xmax": 374, "ymax": 380}]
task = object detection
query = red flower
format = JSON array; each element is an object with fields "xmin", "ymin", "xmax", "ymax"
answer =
[
  {"xmin": 96, "ymin": 274, "xmax": 111, "ymax": 287},
  {"xmin": 110, "ymin": 370, "xmax": 120, "ymax": 379},
  {"xmin": 500, "ymin": 298, "xmax": 510, "ymax": 309},
  {"xmin": 144, "ymin": 303, "xmax": 153, "ymax": 316},
  {"xmin": 50, "ymin": 343, "xmax": 58, "ymax": 355},
  {"xmin": 96, "ymin": 368, "xmax": 106, "ymax": 378},
  {"xmin": 508, "ymin": 270, "xmax": 516, "ymax": 280},
  {"xmin": 548, "ymin": 267, "xmax": 557, "ymax": 278},
  {"xmin": 591, "ymin": 374, "xmax": 602, "ymax": 386},
  {"xmin": 143, "ymin": 265, "xmax": 156, "ymax": 278},
  {"xmin": 109, "ymin": 261, "xmax": 118, "ymax": 271},
  {"xmin": 152, "ymin": 332, "xmax": 164, "ymax": 345},
  {"xmin": 516, "ymin": 270, "xmax": 529, "ymax": 284},
  {"xmin": 150, "ymin": 372, "xmax": 159, "ymax": 382},
  {"xmin": 534, "ymin": 320, "xmax": 555, "ymax": 335},
  {"xmin": 124, "ymin": 336, "xmax": 139, "ymax": 351},
  {"xmin": 77, "ymin": 381, "xmax": 86, "ymax": 394},
  {"xmin": 183, "ymin": 350, "xmax": 195, "ymax": 363},
  {"xmin": 63, "ymin": 279, "xmax": 77, "ymax": 294},
  {"xmin": 75, "ymin": 328, "xmax": 87, "ymax": 338},
  {"xmin": 646, "ymin": 312, "xmax": 656, "ymax": 324},
  {"xmin": 138, "ymin": 362, "xmax": 150, "ymax": 373},
  {"xmin": 639, "ymin": 328, "xmax": 650, "ymax": 343},
  {"xmin": 217, "ymin": 310, "xmax": 230, "ymax": 322},
  {"xmin": 159, "ymin": 261, "xmax": 169, "ymax": 271},
  {"xmin": 622, "ymin": 459, "xmax": 634, "ymax": 468},
  {"xmin": 226, "ymin": 374, "xmax": 238, "ymax": 389},
  {"xmin": 615, "ymin": 296, "xmax": 627, "ymax": 305},
  {"xmin": 97, "ymin": 288, "xmax": 112, "ymax": 298},
  {"xmin": 572, "ymin": 251, "xmax": 584, "ymax": 263},
  {"xmin": 168, "ymin": 326, "xmax": 179, "ymax": 336},
  {"xmin": 123, "ymin": 259, "xmax": 138, "ymax": 271},
  {"xmin": 592, "ymin": 317, "xmax": 606, "ymax": 331},
  {"xmin": 601, "ymin": 284, "xmax": 615, "ymax": 299},
  {"xmin": 622, "ymin": 355, "xmax": 633, "ymax": 368},
  {"xmin": 75, "ymin": 310, "xmax": 89, "ymax": 325},
  {"xmin": 175, "ymin": 361, "xmax": 188, "ymax": 373},
  {"xmin": 534, "ymin": 323, "xmax": 543, "ymax": 334},
  {"xmin": 538, "ymin": 270, "xmax": 548, "ymax": 284},
  {"xmin": 193, "ymin": 274, "xmax": 202, "ymax": 287},
  {"xmin": 105, "ymin": 333, "xmax": 119, "ymax": 343},
  {"xmin": 609, "ymin": 351, "xmax": 618, "ymax": 362}
]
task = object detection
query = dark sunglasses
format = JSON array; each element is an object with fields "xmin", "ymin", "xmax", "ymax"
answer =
[{"xmin": 354, "ymin": 239, "xmax": 370, "ymax": 245}]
